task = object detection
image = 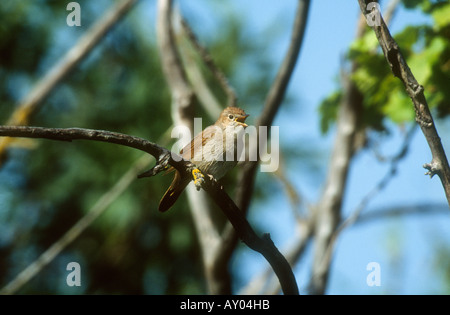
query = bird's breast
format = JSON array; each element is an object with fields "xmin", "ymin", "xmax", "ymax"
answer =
[{"xmin": 190, "ymin": 126, "xmax": 245, "ymax": 179}]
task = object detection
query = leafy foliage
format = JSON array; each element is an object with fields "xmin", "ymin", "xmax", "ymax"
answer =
[{"xmin": 319, "ymin": 1, "xmax": 450, "ymax": 134}]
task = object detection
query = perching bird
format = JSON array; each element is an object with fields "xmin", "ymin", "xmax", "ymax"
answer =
[{"xmin": 158, "ymin": 106, "xmax": 249, "ymax": 212}]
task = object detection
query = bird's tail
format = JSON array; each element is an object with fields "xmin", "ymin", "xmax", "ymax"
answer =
[{"xmin": 158, "ymin": 171, "xmax": 189, "ymax": 212}]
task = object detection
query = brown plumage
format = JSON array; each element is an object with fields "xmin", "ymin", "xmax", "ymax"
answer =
[{"xmin": 159, "ymin": 107, "xmax": 249, "ymax": 212}]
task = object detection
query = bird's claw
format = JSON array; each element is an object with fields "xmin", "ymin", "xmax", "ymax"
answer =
[{"xmin": 192, "ymin": 168, "xmax": 205, "ymax": 191}]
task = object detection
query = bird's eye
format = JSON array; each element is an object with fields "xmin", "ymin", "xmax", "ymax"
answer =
[{"xmin": 228, "ymin": 114, "xmax": 235, "ymax": 120}]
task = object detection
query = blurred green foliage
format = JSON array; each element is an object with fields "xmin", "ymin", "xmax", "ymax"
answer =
[
  {"xmin": 0, "ymin": 1, "xmax": 275, "ymax": 294},
  {"xmin": 319, "ymin": 0, "xmax": 450, "ymax": 134}
]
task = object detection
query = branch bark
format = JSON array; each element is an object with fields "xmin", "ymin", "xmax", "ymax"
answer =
[
  {"xmin": 156, "ymin": 0, "xmax": 195, "ymax": 128},
  {"xmin": 215, "ymin": 0, "xmax": 311, "ymax": 292},
  {"xmin": 357, "ymin": 0, "xmax": 450, "ymax": 206},
  {"xmin": 0, "ymin": 125, "xmax": 299, "ymax": 295},
  {"xmin": 156, "ymin": 0, "xmax": 302, "ymax": 294},
  {"xmin": 309, "ymin": 14, "xmax": 367, "ymax": 295},
  {"xmin": 179, "ymin": 15, "xmax": 238, "ymax": 109},
  {"xmin": 156, "ymin": 0, "xmax": 229, "ymax": 294},
  {"xmin": 235, "ymin": 0, "xmax": 311, "ymax": 214}
]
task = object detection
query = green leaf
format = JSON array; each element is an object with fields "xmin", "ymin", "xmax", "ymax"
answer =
[
  {"xmin": 348, "ymin": 31, "xmax": 379, "ymax": 61},
  {"xmin": 409, "ymin": 36, "xmax": 446, "ymax": 83},
  {"xmin": 318, "ymin": 91, "xmax": 341, "ymax": 134},
  {"xmin": 382, "ymin": 89, "xmax": 415, "ymax": 123},
  {"xmin": 402, "ymin": 0, "xmax": 427, "ymax": 9},
  {"xmin": 432, "ymin": 3, "xmax": 450, "ymax": 28}
]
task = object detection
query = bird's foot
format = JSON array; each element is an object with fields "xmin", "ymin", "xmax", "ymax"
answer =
[{"xmin": 192, "ymin": 168, "xmax": 205, "ymax": 191}]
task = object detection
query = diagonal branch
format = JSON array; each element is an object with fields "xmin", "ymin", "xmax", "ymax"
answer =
[
  {"xmin": 156, "ymin": 0, "xmax": 227, "ymax": 294},
  {"xmin": 0, "ymin": 154, "xmax": 152, "ymax": 295},
  {"xmin": 235, "ymin": 0, "xmax": 311, "ymax": 213},
  {"xmin": 309, "ymin": 1, "xmax": 401, "ymax": 293},
  {"xmin": 217, "ymin": 0, "xmax": 311, "ymax": 288},
  {"xmin": 0, "ymin": 0, "xmax": 137, "ymax": 163},
  {"xmin": 309, "ymin": 13, "xmax": 367, "ymax": 295},
  {"xmin": 179, "ymin": 15, "xmax": 238, "ymax": 109},
  {"xmin": 0, "ymin": 125, "xmax": 299, "ymax": 295},
  {"xmin": 257, "ymin": 0, "xmax": 311, "ymax": 129},
  {"xmin": 311, "ymin": 124, "xmax": 416, "ymax": 294},
  {"xmin": 156, "ymin": 0, "xmax": 195, "ymax": 129},
  {"xmin": 357, "ymin": 0, "xmax": 450, "ymax": 206}
]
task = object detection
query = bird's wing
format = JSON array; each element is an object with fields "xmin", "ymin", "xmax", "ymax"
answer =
[{"xmin": 180, "ymin": 125, "xmax": 218, "ymax": 160}]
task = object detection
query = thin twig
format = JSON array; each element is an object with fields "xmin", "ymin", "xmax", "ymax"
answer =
[
  {"xmin": 313, "ymin": 124, "xmax": 417, "ymax": 291},
  {"xmin": 157, "ymin": 0, "xmax": 227, "ymax": 294},
  {"xmin": 343, "ymin": 125, "xmax": 417, "ymax": 228},
  {"xmin": 179, "ymin": 15, "xmax": 238, "ymax": 108},
  {"xmin": 218, "ymin": 0, "xmax": 311, "ymax": 287},
  {"xmin": 156, "ymin": 0, "xmax": 195, "ymax": 129},
  {"xmin": 180, "ymin": 44, "xmax": 223, "ymax": 118},
  {"xmin": 233, "ymin": 0, "xmax": 310, "ymax": 226},
  {"xmin": 383, "ymin": 0, "xmax": 401, "ymax": 26},
  {"xmin": 308, "ymin": 1, "xmax": 405, "ymax": 295},
  {"xmin": 309, "ymin": 13, "xmax": 367, "ymax": 295},
  {"xmin": 355, "ymin": 203, "xmax": 449, "ymax": 224},
  {"xmin": 240, "ymin": 219, "xmax": 312, "ymax": 295},
  {"xmin": 358, "ymin": 0, "xmax": 450, "ymax": 206}
]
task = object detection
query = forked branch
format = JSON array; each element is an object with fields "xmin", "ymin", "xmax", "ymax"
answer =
[{"xmin": 357, "ymin": 0, "xmax": 450, "ymax": 206}]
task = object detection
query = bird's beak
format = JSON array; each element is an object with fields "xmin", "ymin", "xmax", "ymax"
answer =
[{"xmin": 235, "ymin": 114, "xmax": 249, "ymax": 128}]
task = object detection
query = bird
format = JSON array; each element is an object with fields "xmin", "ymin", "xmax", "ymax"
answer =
[{"xmin": 158, "ymin": 106, "xmax": 249, "ymax": 212}]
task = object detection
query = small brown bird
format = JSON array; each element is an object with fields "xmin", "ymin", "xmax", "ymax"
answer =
[{"xmin": 159, "ymin": 107, "xmax": 249, "ymax": 212}]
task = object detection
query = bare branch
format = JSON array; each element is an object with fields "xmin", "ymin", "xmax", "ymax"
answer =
[
  {"xmin": 157, "ymin": 0, "xmax": 229, "ymax": 294},
  {"xmin": 232, "ymin": 0, "xmax": 310, "ymax": 245},
  {"xmin": 258, "ymin": 0, "xmax": 310, "ymax": 129},
  {"xmin": 203, "ymin": 176, "xmax": 299, "ymax": 295},
  {"xmin": 180, "ymin": 45, "xmax": 223, "ymax": 119},
  {"xmin": 355, "ymin": 203, "xmax": 449, "ymax": 224},
  {"xmin": 342, "ymin": 125, "xmax": 417, "ymax": 230},
  {"xmin": 216, "ymin": 0, "xmax": 311, "ymax": 273},
  {"xmin": 311, "ymin": 125, "xmax": 416, "ymax": 293},
  {"xmin": 0, "ymin": 125, "xmax": 299, "ymax": 294},
  {"xmin": 179, "ymin": 15, "xmax": 238, "ymax": 108},
  {"xmin": 157, "ymin": 0, "xmax": 195, "ymax": 128},
  {"xmin": 0, "ymin": 126, "xmax": 173, "ymax": 164},
  {"xmin": 240, "ymin": 220, "xmax": 313, "ymax": 295},
  {"xmin": 357, "ymin": 0, "xmax": 450, "ymax": 206},
  {"xmin": 310, "ymin": 13, "xmax": 367, "ymax": 295},
  {"xmin": 383, "ymin": 0, "xmax": 401, "ymax": 26},
  {"xmin": 18, "ymin": 0, "xmax": 137, "ymax": 122}
]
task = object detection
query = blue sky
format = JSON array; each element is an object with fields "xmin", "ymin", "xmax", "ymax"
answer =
[
  {"xmin": 177, "ymin": 0, "xmax": 450, "ymax": 294},
  {"xmin": 30, "ymin": 0, "xmax": 450, "ymax": 295},
  {"xmin": 6, "ymin": 0, "xmax": 447, "ymax": 294}
]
